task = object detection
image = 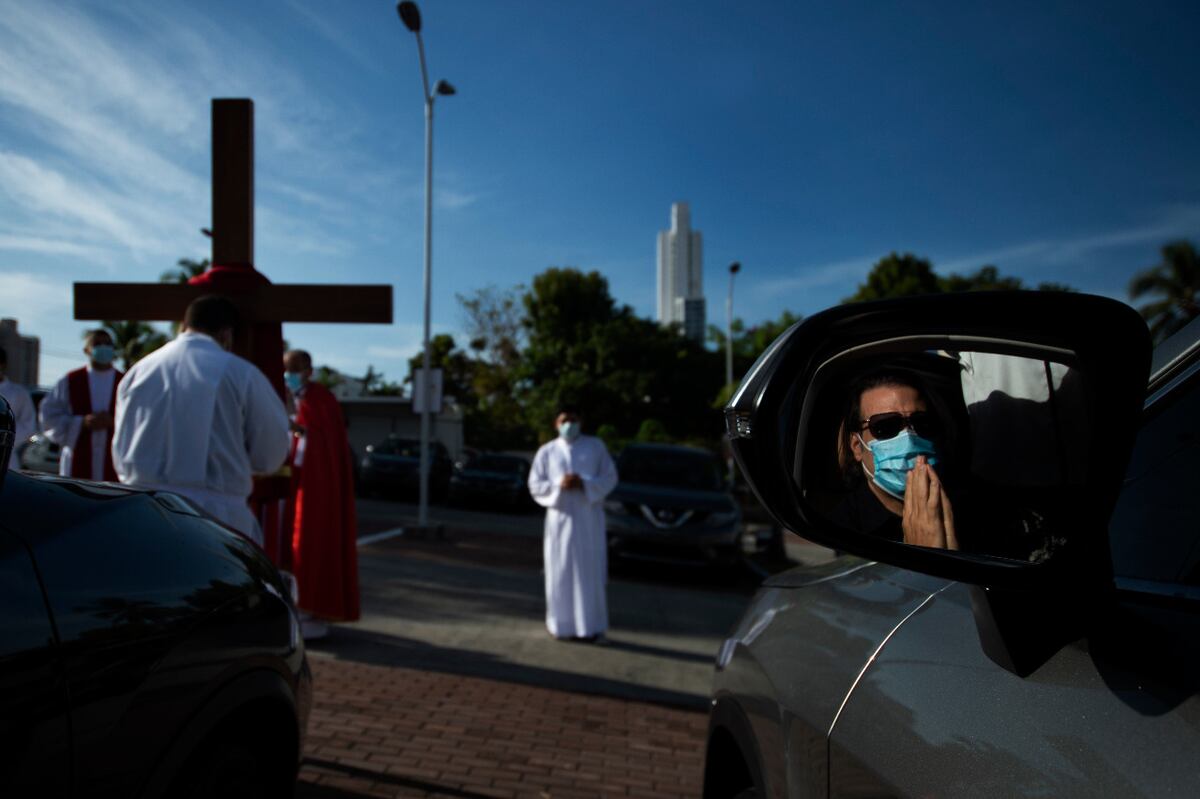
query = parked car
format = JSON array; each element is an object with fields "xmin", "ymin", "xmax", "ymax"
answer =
[
  {"xmin": 448, "ymin": 452, "xmax": 533, "ymax": 510},
  {"xmin": 0, "ymin": 396, "xmax": 311, "ymax": 798},
  {"xmin": 704, "ymin": 292, "xmax": 1200, "ymax": 798},
  {"xmin": 17, "ymin": 432, "xmax": 60, "ymax": 474},
  {"xmin": 358, "ymin": 435, "xmax": 452, "ymax": 500},
  {"xmin": 605, "ymin": 443, "xmax": 742, "ymax": 565}
]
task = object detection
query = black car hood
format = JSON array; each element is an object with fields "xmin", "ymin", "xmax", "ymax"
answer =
[{"xmin": 610, "ymin": 482, "xmax": 736, "ymax": 512}]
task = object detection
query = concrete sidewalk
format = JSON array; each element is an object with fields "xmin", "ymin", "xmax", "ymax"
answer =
[
  {"xmin": 307, "ymin": 531, "xmax": 766, "ymax": 708},
  {"xmin": 295, "ymin": 514, "xmax": 835, "ymax": 797}
]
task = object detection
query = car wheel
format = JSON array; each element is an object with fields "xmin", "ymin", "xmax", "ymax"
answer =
[
  {"xmin": 175, "ymin": 739, "xmax": 265, "ymax": 799},
  {"xmin": 167, "ymin": 715, "xmax": 296, "ymax": 799}
]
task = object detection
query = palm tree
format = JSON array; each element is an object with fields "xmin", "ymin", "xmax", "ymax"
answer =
[
  {"xmin": 160, "ymin": 257, "xmax": 209, "ymax": 284},
  {"xmin": 99, "ymin": 320, "xmax": 168, "ymax": 371},
  {"xmin": 159, "ymin": 257, "xmax": 211, "ymax": 333},
  {"xmin": 1129, "ymin": 241, "xmax": 1200, "ymax": 344}
]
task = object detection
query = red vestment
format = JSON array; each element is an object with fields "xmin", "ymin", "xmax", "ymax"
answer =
[
  {"xmin": 287, "ymin": 382, "xmax": 360, "ymax": 621},
  {"xmin": 66, "ymin": 366, "xmax": 123, "ymax": 481}
]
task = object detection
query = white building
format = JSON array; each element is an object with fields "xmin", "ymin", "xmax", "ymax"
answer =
[{"xmin": 656, "ymin": 202, "xmax": 706, "ymax": 341}]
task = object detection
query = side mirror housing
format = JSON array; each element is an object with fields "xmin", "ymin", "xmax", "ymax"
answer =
[{"xmin": 725, "ymin": 292, "xmax": 1151, "ymax": 590}]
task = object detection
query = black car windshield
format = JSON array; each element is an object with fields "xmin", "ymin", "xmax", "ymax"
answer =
[
  {"xmin": 473, "ymin": 456, "xmax": 527, "ymax": 474},
  {"xmin": 618, "ymin": 449, "xmax": 723, "ymax": 491}
]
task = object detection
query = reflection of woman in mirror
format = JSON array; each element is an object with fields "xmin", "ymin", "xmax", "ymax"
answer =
[{"xmin": 831, "ymin": 370, "xmax": 959, "ymax": 550}]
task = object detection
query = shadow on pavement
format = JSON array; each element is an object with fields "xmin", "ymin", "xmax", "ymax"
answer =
[
  {"xmin": 358, "ymin": 542, "xmax": 756, "ymax": 639},
  {"xmin": 305, "ymin": 626, "xmax": 711, "ymax": 711},
  {"xmin": 601, "ymin": 638, "xmax": 717, "ymax": 665}
]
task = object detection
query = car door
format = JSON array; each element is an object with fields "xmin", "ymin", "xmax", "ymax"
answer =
[
  {"xmin": 825, "ymin": 354, "xmax": 1200, "ymax": 797},
  {"xmin": 0, "ymin": 527, "xmax": 73, "ymax": 796}
]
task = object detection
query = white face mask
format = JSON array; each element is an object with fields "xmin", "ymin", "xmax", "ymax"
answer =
[{"xmin": 558, "ymin": 421, "xmax": 581, "ymax": 441}]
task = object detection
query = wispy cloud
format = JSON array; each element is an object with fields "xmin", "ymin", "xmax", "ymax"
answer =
[
  {"xmin": 438, "ymin": 188, "xmax": 482, "ymax": 211},
  {"xmin": 283, "ymin": 0, "xmax": 385, "ymax": 76},
  {"xmin": 751, "ymin": 204, "xmax": 1200, "ymax": 302},
  {"xmin": 0, "ymin": 234, "xmax": 107, "ymax": 259},
  {"xmin": 938, "ymin": 205, "xmax": 1200, "ymax": 274},
  {"xmin": 752, "ymin": 255, "xmax": 879, "ymax": 297},
  {"xmin": 0, "ymin": 271, "xmax": 76, "ymax": 339},
  {"xmin": 0, "ymin": 0, "xmax": 437, "ymax": 270}
]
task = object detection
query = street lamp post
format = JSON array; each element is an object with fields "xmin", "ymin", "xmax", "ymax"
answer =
[
  {"xmin": 725, "ymin": 261, "xmax": 741, "ymax": 483},
  {"xmin": 397, "ymin": 1, "xmax": 455, "ymax": 530},
  {"xmin": 725, "ymin": 261, "xmax": 741, "ymax": 390}
]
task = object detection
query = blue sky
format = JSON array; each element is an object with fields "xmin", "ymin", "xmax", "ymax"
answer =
[{"xmin": 1, "ymin": 0, "xmax": 1197, "ymax": 385}]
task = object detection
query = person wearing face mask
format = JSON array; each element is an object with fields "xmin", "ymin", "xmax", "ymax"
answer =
[
  {"xmin": 280, "ymin": 348, "xmax": 359, "ymax": 639},
  {"xmin": 0, "ymin": 347, "xmax": 35, "ymax": 470},
  {"xmin": 39, "ymin": 328, "xmax": 124, "ymax": 481},
  {"xmin": 831, "ymin": 370, "xmax": 959, "ymax": 550},
  {"xmin": 527, "ymin": 405, "xmax": 619, "ymax": 642},
  {"xmin": 111, "ymin": 295, "xmax": 290, "ymax": 543}
]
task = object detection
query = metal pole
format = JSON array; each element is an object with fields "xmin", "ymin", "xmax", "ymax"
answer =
[
  {"xmin": 725, "ymin": 264, "xmax": 738, "ymax": 484},
  {"xmin": 725, "ymin": 270, "xmax": 735, "ymax": 390},
  {"xmin": 417, "ymin": 36, "xmax": 433, "ymax": 530}
]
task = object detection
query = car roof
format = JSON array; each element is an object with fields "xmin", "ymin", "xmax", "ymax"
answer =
[
  {"xmin": 619, "ymin": 442, "xmax": 716, "ymax": 457},
  {"xmin": 1148, "ymin": 314, "xmax": 1200, "ymax": 395}
]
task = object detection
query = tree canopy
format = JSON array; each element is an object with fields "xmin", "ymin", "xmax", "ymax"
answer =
[{"xmin": 844, "ymin": 253, "xmax": 1075, "ymax": 303}]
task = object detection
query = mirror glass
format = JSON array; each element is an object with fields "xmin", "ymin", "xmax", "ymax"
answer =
[{"xmin": 798, "ymin": 348, "xmax": 1087, "ymax": 563}]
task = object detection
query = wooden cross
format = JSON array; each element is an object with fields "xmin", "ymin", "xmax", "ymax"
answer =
[
  {"xmin": 73, "ymin": 98, "xmax": 392, "ymax": 561},
  {"xmin": 73, "ymin": 98, "xmax": 393, "ymax": 397}
]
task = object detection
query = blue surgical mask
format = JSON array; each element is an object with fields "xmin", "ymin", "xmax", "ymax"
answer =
[
  {"xmin": 90, "ymin": 344, "xmax": 115, "ymax": 366},
  {"xmin": 858, "ymin": 430, "xmax": 938, "ymax": 500},
  {"xmin": 558, "ymin": 421, "xmax": 581, "ymax": 441},
  {"xmin": 284, "ymin": 371, "xmax": 304, "ymax": 392}
]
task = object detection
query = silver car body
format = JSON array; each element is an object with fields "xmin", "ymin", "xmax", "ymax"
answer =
[{"xmin": 707, "ymin": 314, "xmax": 1200, "ymax": 798}]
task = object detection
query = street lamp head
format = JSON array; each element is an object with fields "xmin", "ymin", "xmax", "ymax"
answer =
[
  {"xmin": 397, "ymin": 1, "xmax": 422, "ymax": 33},
  {"xmin": 434, "ymin": 79, "xmax": 456, "ymax": 96},
  {"xmin": 729, "ymin": 261, "xmax": 741, "ymax": 275}
]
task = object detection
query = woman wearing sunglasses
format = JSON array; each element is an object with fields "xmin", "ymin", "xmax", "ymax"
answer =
[{"xmin": 831, "ymin": 369, "xmax": 959, "ymax": 550}]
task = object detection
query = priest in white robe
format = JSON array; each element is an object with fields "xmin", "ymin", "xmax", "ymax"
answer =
[
  {"xmin": 528, "ymin": 408, "xmax": 618, "ymax": 641},
  {"xmin": 39, "ymin": 329, "xmax": 123, "ymax": 481},
  {"xmin": 112, "ymin": 295, "xmax": 290, "ymax": 545}
]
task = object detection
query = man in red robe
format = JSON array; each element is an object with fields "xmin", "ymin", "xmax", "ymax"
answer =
[
  {"xmin": 283, "ymin": 349, "xmax": 360, "ymax": 638},
  {"xmin": 39, "ymin": 329, "xmax": 123, "ymax": 481}
]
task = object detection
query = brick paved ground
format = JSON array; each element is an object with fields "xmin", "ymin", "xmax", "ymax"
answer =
[{"xmin": 297, "ymin": 655, "xmax": 709, "ymax": 799}]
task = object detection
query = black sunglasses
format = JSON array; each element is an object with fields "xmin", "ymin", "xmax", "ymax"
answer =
[{"xmin": 859, "ymin": 411, "xmax": 941, "ymax": 441}]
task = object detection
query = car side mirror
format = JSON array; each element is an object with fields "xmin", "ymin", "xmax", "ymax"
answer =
[
  {"xmin": 0, "ymin": 395, "xmax": 14, "ymax": 492},
  {"xmin": 725, "ymin": 292, "xmax": 1151, "ymax": 590}
]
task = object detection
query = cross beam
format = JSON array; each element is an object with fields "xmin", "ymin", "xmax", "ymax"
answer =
[{"xmin": 74, "ymin": 283, "xmax": 393, "ymax": 324}]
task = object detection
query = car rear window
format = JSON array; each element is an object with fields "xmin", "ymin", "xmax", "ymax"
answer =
[
  {"xmin": 475, "ymin": 456, "xmax": 526, "ymax": 473},
  {"xmin": 617, "ymin": 449, "xmax": 723, "ymax": 491}
]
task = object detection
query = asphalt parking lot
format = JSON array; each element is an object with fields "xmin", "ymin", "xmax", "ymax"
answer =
[{"xmin": 296, "ymin": 497, "xmax": 834, "ymax": 797}]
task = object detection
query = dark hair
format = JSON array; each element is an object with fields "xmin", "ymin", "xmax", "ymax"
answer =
[
  {"xmin": 84, "ymin": 328, "xmax": 111, "ymax": 347},
  {"xmin": 837, "ymin": 369, "xmax": 931, "ymax": 484},
  {"xmin": 285, "ymin": 349, "xmax": 313, "ymax": 370},
  {"xmin": 184, "ymin": 295, "xmax": 239, "ymax": 336}
]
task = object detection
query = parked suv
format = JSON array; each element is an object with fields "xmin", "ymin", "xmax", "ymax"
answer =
[
  {"xmin": 358, "ymin": 435, "xmax": 453, "ymax": 500},
  {"xmin": 605, "ymin": 443, "xmax": 742, "ymax": 565}
]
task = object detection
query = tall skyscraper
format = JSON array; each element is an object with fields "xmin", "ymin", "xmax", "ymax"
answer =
[{"xmin": 656, "ymin": 202, "xmax": 705, "ymax": 341}]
